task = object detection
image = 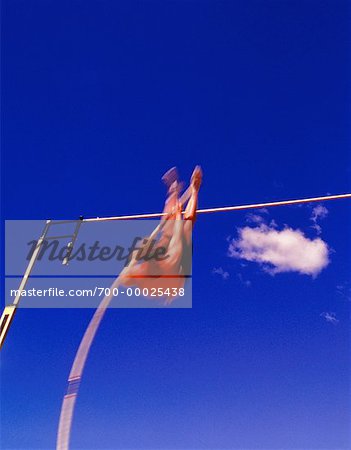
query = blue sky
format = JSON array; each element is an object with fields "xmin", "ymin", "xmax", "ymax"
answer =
[{"xmin": 1, "ymin": 1, "xmax": 350, "ymax": 449}]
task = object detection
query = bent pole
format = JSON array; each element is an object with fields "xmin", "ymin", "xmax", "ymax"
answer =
[
  {"xmin": 79, "ymin": 193, "xmax": 351, "ymax": 223},
  {"xmin": 56, "ymin": 278, "xmax": 121, "ymax": 450}
]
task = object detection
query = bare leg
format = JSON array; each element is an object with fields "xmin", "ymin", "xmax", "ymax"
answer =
[
  {"xmin": 158, "ymin": 181, "xmax": 180, "ymax": 240},
  {"xmin": 183, "ymin": 166, "xmax": 202, "ymax": 246},
  {"xmin": 161, "ymin": 200, "xmax": 184, "ymax": 272}
]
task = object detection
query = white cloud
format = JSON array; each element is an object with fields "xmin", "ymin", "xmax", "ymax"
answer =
[
  {"xmin": 237, "ymin": 273, "xmax": 251, "ymax": 287},
  {"xmin": 228, "ymin": 224, "xmax": 329, "ymax": 277},
  {"xmin": 245, "ymin": 210, "xmax": 278, "ymax": 229},
  {"xmin": 257, "ymin": 208, "xmax": 269, "ymax": 214},
  {"xmin": 310, "ymin": 205, "xmax": 328, "ymax": 235},
  {"xmin": 336, "ymin": 282, "xmax": 351, "ymax": 302},
  {"xmin": 312, "ymin": 205, "xmax": 328, "ymax": 220},
  {"xmin": 212, "ymin": 267, "xmax": 229, "ymax": 280},
  {"xmin": 246, "ymin": 213, "xmax": 265, "ymax": 224},
  {"xmin": 320, "ymin": 312, "xmax": 339, "ymax": 325}
]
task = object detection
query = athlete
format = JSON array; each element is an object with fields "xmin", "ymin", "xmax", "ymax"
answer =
[{"xmin": 119, "ymin": 166, "xmax": 202, "ymax": 296}]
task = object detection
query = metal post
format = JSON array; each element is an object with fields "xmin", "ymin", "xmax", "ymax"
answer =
[
  {"xmin": 0, "ymin": 220, "xmax": 52, "ymax": 349},
  {"xmin": 62, "ymin": 219, "xmax": 83, "ymax": 266}
]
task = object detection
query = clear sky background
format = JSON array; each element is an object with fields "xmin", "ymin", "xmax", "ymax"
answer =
[{"xmin": 1, "ymin": 1, "xmax": 350, "ymax": 449}]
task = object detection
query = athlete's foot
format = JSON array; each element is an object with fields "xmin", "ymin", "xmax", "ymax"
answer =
[
  {"xmin": 190, "ymin": 165, "xmax": 203, "ymax": 191},
  {"xmin": 162, "ymin": 167, "xmax": 179, "ymax": 188}
]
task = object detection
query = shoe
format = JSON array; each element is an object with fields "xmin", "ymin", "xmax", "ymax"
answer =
[{"xmin": 162, "ymin": 167, "xmax": 179, "ymax": 188}]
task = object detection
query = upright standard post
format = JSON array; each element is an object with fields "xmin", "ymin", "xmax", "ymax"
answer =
[{"xmin": 0, "ymin": 220, "xmax": 52, "ymax": 349}]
